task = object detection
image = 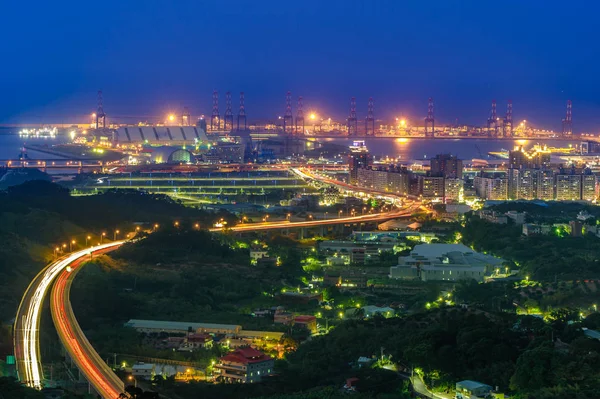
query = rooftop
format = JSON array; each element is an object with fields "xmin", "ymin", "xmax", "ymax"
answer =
[
  {"xmin": 125, "ymin": 319, "xmax": 241, "ymax": 332},
  {"xmin": 220, "ymin": 347, "xmax": 273, "ymax": 365},
  {"xmin": 456, "ymin": 380, "xmax": 493, "ymax": 391}
]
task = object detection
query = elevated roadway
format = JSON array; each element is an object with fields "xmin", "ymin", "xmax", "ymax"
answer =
[
  {"xmin": 50, "ymin": 244, "xmax": 125, "ymax": 398},
  {"xmin": 213, "ymin": 205, "xmax": 419, "ymax": 233},
  {"xmin": 13, "ymin": 242, "xmax": 123, "ymax": 394}
]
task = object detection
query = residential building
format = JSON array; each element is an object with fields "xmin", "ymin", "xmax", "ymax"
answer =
[
  {"xmin": 214, "ymin": 347, "xmax": 274, "ymax": 383},
  {"xmin": 356, "ymin": 166, "xmax": 409, "ymax": 194},
  {"xmin": 418, "ymin": 175, "xmax": 445, "ymax": 198},
  {"xmin": 349, "ymin": 141, "xmax": 371, "ymax": 185},
  {"xmin": 444, "ymin": 178, "xmax": 463, "ymax": 202},
  {"xmin": 582, "ymin": 171, "xmax": 596, "ymax": 201},
  {"xmin": 455, "ymin": 380, "xmax": 493, "ymax": 399},
  {"xmin": 389, "ymin": 244, "xmax": 504, "ymax": 283},
  {"xmin": 474, "ymin": 175, "xmax": 508, "ymax": 200},
  {"xmin": 430, "ymin": 154, "xmax": 463, "ymax": 178},
  {"xmin": 535, "ymin": 169, "xmax": 555, "ymax": 200},
  {"xmin": 475, "ymin": 210, "xmax": 508, "ymax": 224},
  {"xmin": 294, "ymin": 315, "xmax": 317, "ymax": 333},
  {"xmin": 178, "ymin": 333, "xmax": 213, "ymax": 351},
  {"xmin": 508, "ymin": 145, "xmax": 550, "ymax": 169},
  {"xmin": 132, "ymin": 363, "xmax": 155, "ymax": 380},
  {"xmin": 273, "ymin": 307, "xmax": 294, "ymax": 325},
  {"xmin": 506, "ymin": 211, "xmax": 526, "ymax": 225},
  {"xmin": 555, "ymin": 173, "xmax": 582, "ymax": 201}
]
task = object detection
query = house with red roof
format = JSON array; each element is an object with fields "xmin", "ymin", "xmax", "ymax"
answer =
[{"xmin": 214, "ymin": 347, "xmax": 274, "ymax": 383}]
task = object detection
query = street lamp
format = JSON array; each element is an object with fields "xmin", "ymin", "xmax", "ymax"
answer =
[
  {"xmin": 85, "ymin": 235, "xmax": 91, "ymax": 247},
  {"xmin": 128, "ymin": 375, "xmax": 137, "ymax": 388},
  {"xmin": 101, "ymin": 232, "xmax": 106, "ymax": 244},
  {"xmin": 114, "ymin": 230, "xmax": 120, "ymax": 240},
  {"xmin": 339, "ymin": 210, "xmax": 343, "ymax": 218},
  {"xmin": 154, "ymin": 224, "xmax": 159, "ymax": 231},
  {"xmin": 194, "ymin": 223, "xmax": 200, "ymax": 229},
  {"xmin": 174, "ymin": 221, "xmax": 179, "ymax": 228},
  {"xmin": 54, "ymin": 247, "xmax": 60, "ymax": 257},
  {"xmin": 70, "ymin": 240, "xmax": 76, "ymax": 252}
]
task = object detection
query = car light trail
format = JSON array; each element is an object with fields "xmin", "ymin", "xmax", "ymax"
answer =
[
  {"xmin": 51, "ymin": 246, "xmax": 125, "ymax": 398},
  {"xmin": 14, "ymin": 241, "xmax": 124, "ymax": 389}
]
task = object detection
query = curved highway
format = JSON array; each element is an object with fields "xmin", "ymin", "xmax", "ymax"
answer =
[
  {"xmin": 13, "ymin": 242, "xmax": 123, "ymax": 393},
  {"xmin": 50, "ymin": 243, "xmax": 125, "ymax": 399}
]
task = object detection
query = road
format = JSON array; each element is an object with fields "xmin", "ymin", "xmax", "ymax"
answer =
[
  {"xmin": 50, "ymin": 243, "xmax": 125, "ymax": 399},
  {"xmin": 212, "ymin": 205, "xmax": 419, "ymax": 233},
  {"xmin": 209, "ymin": 167, "xmax": 422, "ymax": 233},
  {"xmin": 13, "ymin": 242, "xmax": 123, "ymax": 392}
]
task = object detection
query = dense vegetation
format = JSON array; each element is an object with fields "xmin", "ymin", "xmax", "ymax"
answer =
[{"xmin": 462, "ymin": 212, "xmax": 600, "ymax": 280}]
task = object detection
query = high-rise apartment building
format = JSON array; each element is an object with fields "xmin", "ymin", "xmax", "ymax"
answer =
[
  {"xmin": 430, "ymin": 154, "xmax": 463, "ymax": 178},
  {"xmin": 418, "ymin": 175, "xmax": 445, "ymax": 198},
  {"xmin": 356, "ymin": 166, "xmax": 409, "ymax": 195},
  {"xmin": 535, "ymin": 169, "xmax": 555, "ymax": 200},
  {"xmin": 444, "ymin": 178, "xmax": 464, "ymax": 203},
  {"xmin": 474, "ymin": 175, "xmax": 508, "ymax": 200},
  {"xmin": 509, "ymin": 145, "xmax": 551, "ymax": 169},
  {"xmin": 348, "ymin": 141, "xmax": 371, "ymax": 185}
]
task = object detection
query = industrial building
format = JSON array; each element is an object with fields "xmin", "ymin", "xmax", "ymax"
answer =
[
  {"xmin": 124, "ymin": 319, "xmax": 242, "ymax": 335},
  {"xmin": 115, "ymin": 126, "xmax": 208, "ymax": 144}
]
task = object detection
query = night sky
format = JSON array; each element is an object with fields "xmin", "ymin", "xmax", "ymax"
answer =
[{"xmin": 2, "ymin": 0, "xmax": 600, "ymax": 131}]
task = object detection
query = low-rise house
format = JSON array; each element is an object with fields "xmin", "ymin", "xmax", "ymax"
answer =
[
  {"xmin": 214, "ymin": 347, "xmax": 274, "ymax": 383},
  {"xmin": 178, "ymin": 333, "xmax": 213, "ymax": 351},
  {"xmin": 455, "ymin": 380, "xmax": 493, "ymax": 399},
  {"xmin": 274, "ymin": 307, "xmax": 294, "ymax": 325},
  {"xmin": 132, "ymin": 363, "xmax": 155, "ymax": 380},
  {"xmin": 294, "ymin": 315, "xmax": 317, "ymax": 333}
]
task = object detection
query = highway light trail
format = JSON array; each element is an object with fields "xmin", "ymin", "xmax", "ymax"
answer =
[
  {"xmin": 14, "ymin": 241, "xmax": 123, "ymax": 390},
  {"xmin": 51, "ymin": 244, "xmax": 125, "ymax": 399}
]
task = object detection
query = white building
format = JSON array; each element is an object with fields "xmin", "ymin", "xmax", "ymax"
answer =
[{"xmin": 389, "ymin": 244, "xmax": 504, "ymax": 283}]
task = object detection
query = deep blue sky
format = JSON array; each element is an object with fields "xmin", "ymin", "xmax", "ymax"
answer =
[{"xmin": 2, "ymin": 0, "xmax": 600, "ymax": 131}]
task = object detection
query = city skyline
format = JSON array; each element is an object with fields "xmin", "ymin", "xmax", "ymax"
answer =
[{"xmin": 3, "ymin": 1, "xmax": 600, "ymax": 131}]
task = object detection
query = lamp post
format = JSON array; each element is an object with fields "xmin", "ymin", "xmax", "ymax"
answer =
[
  {"xmin": 70, "ymin": 240, "xmax": 76, "ymax": 252},
  {"xmin": 101, "ymin": 232, "xmax": 106, "ymax": 244},
  {"xmin": 114, "ymin": 230, "xmax": 120, "ymax": 241},
  {"xmin": 54, "ymin": 247, "xmax": 60, "ymax": 258},
  {"xmin": 174, "ymin": 221, "xmax": 179, "ymax": 228},
  {"xmin": 339, "ymin": 210, "xmax": 343, "ymax": 219},
  {"xmin": 154, "ymin": 224, "xmax": 159, "ymax": 231},
  {"xmin": 128, "ymin": 375, "xmax": 137, "ymax": 388},
  {"xmin": 85, "ymin": 235, "xmax": 91, "ymax": 247}
]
